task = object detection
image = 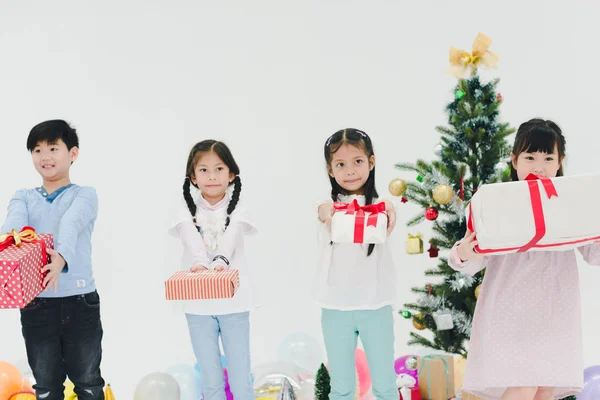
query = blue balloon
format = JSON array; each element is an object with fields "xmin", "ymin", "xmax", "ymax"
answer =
[
  {"xmin": 167, "ymin": 364, "xmax": 203, "ymax": 400},
  {"xmin": 579, "ymin": 365, "xmax": 600, "ymax": 400},
  {"xmin": 277, "ymin": 332, "xmax": 323, "ymax": 373}
]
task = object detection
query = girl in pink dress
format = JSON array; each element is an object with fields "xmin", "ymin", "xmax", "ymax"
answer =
[{"xmin": 449, "ymin": 118, "xmax": 600, "ymax": 400}]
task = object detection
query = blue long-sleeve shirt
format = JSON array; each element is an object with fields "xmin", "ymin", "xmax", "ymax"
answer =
[{"xmin": 1, "ymin": 184, "xmax": 98, "ymax": 297}]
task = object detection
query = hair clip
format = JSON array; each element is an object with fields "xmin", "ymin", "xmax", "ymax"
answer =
[
  {"xmin": 326, "ymin": 135, "xmax": 334, "ymax": 147},
  {"xmin": 356, "ymin": 130, "xmax": 367, "ymax": 138}
]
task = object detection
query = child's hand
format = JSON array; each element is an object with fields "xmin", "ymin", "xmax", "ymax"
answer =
[
  {"xmin": 384, "ymin": 200, "xmax": 396, "ymax": 235},
  {"xmin": 211, "ymin": 260, "xmax": 227, "ymax": 271},
  {"xmin": 456, "ymin": 230, "xmax": 482, "ymax": 262},
  {"xmin": 42, "ymin": 248, "xmax": 65, "ymax": 292},
  {"xmin": 190, "ymin": 264, "xmax": 208, "ymax": 272},
  {"xmin": 318, "ymin": 203, "xmax": 335, "ymax": 231}
]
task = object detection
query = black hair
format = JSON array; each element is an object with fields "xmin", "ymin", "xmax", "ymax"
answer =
[
  {"xmin": 324, "ymin": 128, "xmax": 378, "ymax": 256},
  {"xmin": 27, "ymin": 119, "xmax": 79, "ymax": 152},
  {"xmin": 182, "ymin": 140, "xmax": 241, "ymax": 230},
  {"xmin": 510, "ymin": 118, "xmax": 566, "ymax": 181}
]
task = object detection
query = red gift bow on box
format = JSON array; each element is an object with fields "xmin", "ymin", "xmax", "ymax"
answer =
[
  {"xmin": 333, "ymin": 199, "xmax": 387, "ymax": 243},
  {"xmin": 468, "ymin": 173, "xmax": 558, "ymax": 253}
]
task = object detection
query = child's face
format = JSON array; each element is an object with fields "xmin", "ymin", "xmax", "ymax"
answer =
[
  {"xmin": 328, "ymin": 144, "xmax": 374, "ymax": 195},
  {"xmin": 192, "ymin": 151, "xmax": 235, "ymax": 201},
  {"xmin": 511, "ymin": 144, "xmax": 562, "ymax": 180},
  {"xmin": 31, "ymin": 139, "xmax": 78, "ymax": 182}
]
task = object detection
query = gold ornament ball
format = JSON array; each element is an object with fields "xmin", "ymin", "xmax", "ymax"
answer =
[
  {"xmin": 475, "ymin": 284, "xmax": 482, "ymax": 299},
  {"xmin": 389, "ymin": 178, "xmax": 407, "ymax": 196},
  {"xmin": 412, "ymin": 314, "xmax": 426, "ymax": 330},
  {"xmin": 433, "ymin": 184, "xmax": 454, "ymax": 205}
]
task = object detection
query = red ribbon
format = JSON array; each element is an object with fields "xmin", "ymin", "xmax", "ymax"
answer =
[
  {"xmin": 333, "ymin": 199, "xmax": 387, "ymax": 243},
  {"xmin": 468, "ymin": 174, "xmax": 558, "ymax": 253},
  {"xmin": 517, "ymin": 173, "xmax": 558, "ymax": 252}
]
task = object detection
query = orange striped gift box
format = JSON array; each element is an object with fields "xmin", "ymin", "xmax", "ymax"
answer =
[{"xmin": 165, "ymin": 269, "xmax": 239, "ymax": 300}]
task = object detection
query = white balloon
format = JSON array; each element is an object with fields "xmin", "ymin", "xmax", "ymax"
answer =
[
  {"xmin": 166, "ymin": 364, "xmax": 202, "ymax": 400},
  {"xmin": 134, "ymin": 372, "xmax": 181, "ymax": 400}
]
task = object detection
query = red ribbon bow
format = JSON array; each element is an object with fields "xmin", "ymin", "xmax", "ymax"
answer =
[{"xmin": 333, "ymin": 199, "xmax": 387, "ymax": 243}]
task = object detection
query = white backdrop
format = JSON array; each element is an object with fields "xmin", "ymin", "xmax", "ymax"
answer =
[{"xmin": 1, "ymin": 0, "xmax": 600, "ymax": 397}]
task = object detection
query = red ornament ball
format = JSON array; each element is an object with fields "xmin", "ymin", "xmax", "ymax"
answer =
[{"xmin": 425, "ymin": 206, "xmax": 439, "ymax": 221}]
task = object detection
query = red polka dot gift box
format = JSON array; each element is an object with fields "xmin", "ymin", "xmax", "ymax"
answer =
[{"xmin": 0, "ymin": 227, "xmax": 53, "ymax": 309}]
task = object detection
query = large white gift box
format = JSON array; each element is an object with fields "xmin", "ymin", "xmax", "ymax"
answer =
[
  {"xmin": 331, "ymin": 199, "xmax": 388, "ymax": 244},
  {"xmin": 466, "ymin": 173, "xmax": 600, "ymax": 255}
]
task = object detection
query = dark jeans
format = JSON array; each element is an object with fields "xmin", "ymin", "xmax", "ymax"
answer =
[{"xmin": 20, "ymin": 290, "xmax": 105, "ymax": 400}]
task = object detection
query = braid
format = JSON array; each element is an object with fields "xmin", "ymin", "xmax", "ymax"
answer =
[
  {"xmin": 224, "ymin": 176, "xmax": 242, "ymax": 230},
  {"xmin": 330, "ymin": 177, "xmax": 341, "ymax": 202},
  {"xmin": 183, "ymin": 178, "xmax": 198, "ymax": 226}
]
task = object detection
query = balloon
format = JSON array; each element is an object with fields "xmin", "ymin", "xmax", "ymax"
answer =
[
  {"xmin": 253, "ymin": 361, "xmax": 315, "ymax": 400},
  {"xmin": 64, "ymin": 381, "xmax": 77, "ymax": 399},
  {"xmin": 579, "ymin": 365, "xmax": 600, "ymax": 400},
  {"xmin": 223, "ymin": 368, "xmax": 233, "ymax": 400},
  {"xmin": 134, "ymin": 372, "xmax": 180, "ymax": 400},
  {"xmin": 394, "ymin": 355, "xmax": 418, "ymax": 375},
  {"xmin": 8, "ymin": 392, "xmax": 36, "ymax": 400},
  {"xmin": 0, "ymin": 361, "xmax": 24, "ymax": 400},
  {"xmin": 394, "ymin": 354, "xmax": 419, "ymax": 388},
  {"xmin": 13, "ymin": 359, "xmax": 35, "ymax": 390},
  {"xmin": 355, "ymin": 349, "xmax": 371, "ymax": 397},
  {"xmin": 277, "ymin": 332, "xmax": 323, "ymax": 373},
  {"xmin": 166, "ymin": 364, "xmax": 202, "ymax": 400}
]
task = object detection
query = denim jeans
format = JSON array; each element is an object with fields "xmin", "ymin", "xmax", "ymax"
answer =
[
  {"xmin": 20, "ymin": 290, "xmax": 105, "ymax": 400},
  {"xmin": 186, "ymin": 312, "xmax": 255, "ymax": 400}
]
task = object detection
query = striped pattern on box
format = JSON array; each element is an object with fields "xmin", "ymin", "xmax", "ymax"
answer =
[{"xmin": 165, "ymin": 269, "xmax": 239, "ymax": 300}]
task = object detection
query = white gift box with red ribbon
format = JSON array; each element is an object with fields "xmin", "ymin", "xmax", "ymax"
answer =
[
  {"xmin": 331, "ymin": 199, "xmax": 388, "ymax": 244},
  {"xmin": 466, "ymin": 173, "xmax": 600, "ymax": 255}
]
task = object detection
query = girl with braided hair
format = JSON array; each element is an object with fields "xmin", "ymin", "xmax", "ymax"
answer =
[{"xmin": 169, "ymin": 139, "xmax": 257, "ymax": 400}]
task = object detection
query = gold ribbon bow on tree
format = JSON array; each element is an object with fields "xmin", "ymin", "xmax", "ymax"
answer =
[{"xmin": 446, "ymin": 33, "xmax": 499, "ymax": 78}]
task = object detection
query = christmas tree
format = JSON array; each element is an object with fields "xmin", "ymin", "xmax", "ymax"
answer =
[
  {"xmin": 392, "ymin": 33, "xmax": 515, "ymax": 356},
  {"xmin": 314, "ymin": 363, "xmax": 331, "ymax": 400}
]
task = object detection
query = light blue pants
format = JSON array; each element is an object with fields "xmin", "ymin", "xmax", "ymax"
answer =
[
  {"xmin": 186, "ymin": 312, "xmax": 255, "ymax": 400},
  {"xmin": 321, "ymin": 306, "xmax": 398, "ymax": 400}
]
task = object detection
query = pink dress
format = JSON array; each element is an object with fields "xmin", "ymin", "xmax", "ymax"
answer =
[{"xmin": 449, "ymin": 243, "xmax": 600, "ymax": 399}]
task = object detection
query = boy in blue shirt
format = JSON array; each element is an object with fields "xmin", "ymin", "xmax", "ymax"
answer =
[{"xmin": 1, "ymin": 120, "xmax": 104, "ymax": 400}]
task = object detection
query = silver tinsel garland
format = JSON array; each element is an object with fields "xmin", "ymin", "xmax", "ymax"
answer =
[{"xmin": 449, "ymin": 272, "xmax": 476, "ymax": 292}]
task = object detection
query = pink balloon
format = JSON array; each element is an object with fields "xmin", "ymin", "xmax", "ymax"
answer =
[
  {"xmin": 355, "ymin": 349, "xmax": 371, "ymax": 397},
  {"xmin": 394, "ymin": 355, "xmax": 419, "ymax": 387}
]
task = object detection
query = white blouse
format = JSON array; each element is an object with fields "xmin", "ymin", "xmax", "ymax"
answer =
[
  {"xmin": 169, "ymin": 185, "xmax": 257, "ymax": 316},
  {"xmin": 313, "ymin": 194, "xmax": 398, "ymax": 311}
]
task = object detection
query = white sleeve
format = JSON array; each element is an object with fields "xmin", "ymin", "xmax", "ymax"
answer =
[
  {"xmin": 175, "ymin": 221, "xmax": 210, "ymax": 267},
  {"xmin": 168, "ymin": 194, "xmax": 210, "ymax": 267},
  {"xmin": 228, "ymin": 200, "xmax": 257, "ymax": 235},
  {"xmin": 168, "ymin": 195, "xmax": 196, "ymax": 237},
  {"xmin": 316, "ymin": 198, "xmax": 333, "ymax": 245},
  {"xmin": 212, "ymin": 201, "xmax": 257, "ymax": 268}
]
